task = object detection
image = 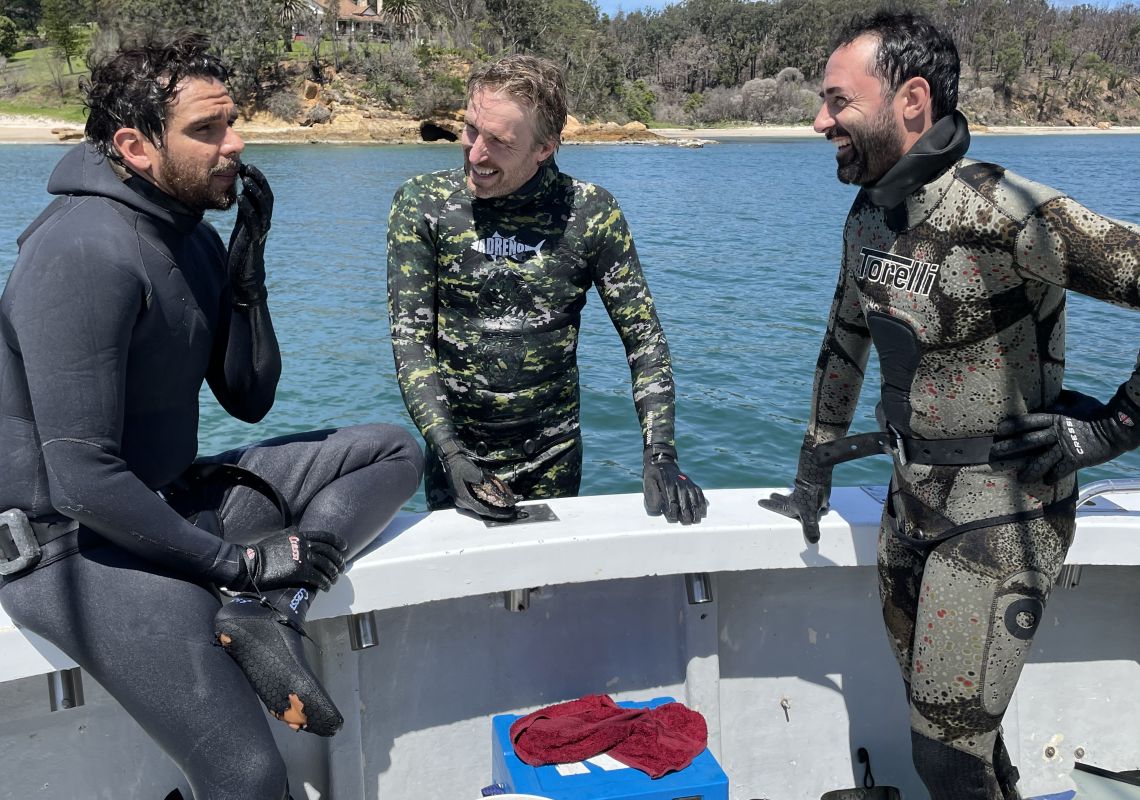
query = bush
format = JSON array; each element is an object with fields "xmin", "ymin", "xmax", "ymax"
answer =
[
  {"xmin": 686, "ymin": 87, "xmax": 741, "ymax": 125},
  {"xmin": 0, "ymin": 15, "xmax": 18, "ymax": 59},
  {"xmin": 265, "ymin": 90, "xmax": 303, "ymax": 123},
  {"xmin": 618, "ymin": 79, "xmax": 655, "ymax": 124},
  {"xmin": 408, "ymin": 74, "xmax": 465, "ymax": 119}
]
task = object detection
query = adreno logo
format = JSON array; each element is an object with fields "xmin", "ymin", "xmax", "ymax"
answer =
[
  {"xmin": 857, "ymin": 247, "xmax": 940, "ymax": 296},
  {"xmin": 472, "ymin": 231, "xmax": 545, "ymax": 259}
]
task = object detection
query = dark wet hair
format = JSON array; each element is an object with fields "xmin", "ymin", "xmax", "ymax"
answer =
[
  {"xmin": 834, "ymin": 11, "xmax": 959, "ymax": 121},
  {"xmin": 83, "ymin": 34, "xmax": 229, "ymax": 159}
]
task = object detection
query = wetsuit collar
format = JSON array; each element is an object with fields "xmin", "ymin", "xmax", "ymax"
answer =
[
  {"xmin": 471, "ymin": 159, "xmax": 559, "ymax": 210},
  {"xmin": 44, "ymin": 143, "xmax": 204, "ymax": 235},
  {"xmin": 863, "ymin": 110, "xmax": 971, "ymax": 210}
]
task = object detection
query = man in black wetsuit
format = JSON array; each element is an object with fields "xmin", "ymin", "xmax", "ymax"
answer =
[
  {"xmin": 387, "ymin": 54, "xmax": 706, "ymax": 524},
  {"xmin": 761, "ymin": 12, "xmax": 1140, "ymax": 800},
  {"xmin": 0, "ymin": 37, "xmax": 423, "ymax": 800}
]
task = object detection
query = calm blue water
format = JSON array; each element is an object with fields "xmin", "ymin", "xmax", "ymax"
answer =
[{"xmin": 2, "ymin": 135, "xmax": 1138, "ymax": 509}]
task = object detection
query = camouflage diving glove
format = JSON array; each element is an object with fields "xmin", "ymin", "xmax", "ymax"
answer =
[
  {"xmin": 991, "ymin": 387, "xmax": 1140, "ymax": 483},
  {"xmin": 759, "ymin": 446, "xmax": 833, "ymax": 544},
  {"xmin": 642, "ymin": 446, "xmax": 708, "ymax": 525},
  {"xmin": 227, "ymin": 163, "xmax": 274, "ymax": 307},
  {"xmin": 231, "ymin": 528, "xmax": 347, "ymax": 593},
  {"xmin": 437, "ymin": 440, "xmax": 517, "ymax": 521}
]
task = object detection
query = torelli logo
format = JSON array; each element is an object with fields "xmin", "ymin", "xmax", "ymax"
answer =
[
  {"xmin": 857, "ymin": 248, "xmax": 940, "ymax": 296},
  {"xmin": 472, "ymin": 231, "xmax": 545, "ymax": 259}
]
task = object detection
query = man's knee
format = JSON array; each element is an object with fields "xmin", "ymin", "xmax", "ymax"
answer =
[{"xmin": 186, "ymin": 736, "xmax": 288, "ymax": 800}]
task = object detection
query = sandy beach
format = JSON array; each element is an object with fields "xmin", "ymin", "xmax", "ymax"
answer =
[{"xmin": 4, "ymin": 113, "xmax": 1140, "ymax": 145}]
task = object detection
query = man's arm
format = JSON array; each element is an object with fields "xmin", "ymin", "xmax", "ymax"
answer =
[
  {"xmin": 992, "ymin": 197, "xmax": 1140, "ymax": 482},
  {"xmin": 386, "ymin": 178, "xmax": 460, "ymax": 451},
  {"xmin": 586, "ymin": 188, "xmax": 705, "ymax": 524},
  {"xmin": 207, "ymin": 163, "xmax": 281, "ymax": 422},
  {"xmin": 761, "ymin": 222, "xmax": 872, "ymax": 542},
  {"xmin": 9, "ymin": 249, "xmax": 245, "ymax": 585},
  {"xmin": 585, "ymin": 189, "xmax": 675, "ymax": 451}
]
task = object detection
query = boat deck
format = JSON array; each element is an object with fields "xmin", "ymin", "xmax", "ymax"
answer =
[{"xmin": 2, "ymin": 485, "xmax": 1140, "ymax": 799}]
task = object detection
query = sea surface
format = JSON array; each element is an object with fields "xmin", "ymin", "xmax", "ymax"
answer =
[{"xmin": 2, "ymin": 134, "xmax": 1138, "ymax": 510}]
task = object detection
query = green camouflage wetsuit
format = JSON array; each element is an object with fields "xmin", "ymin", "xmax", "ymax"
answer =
[
  {"xmin": 804, "ymin": 111, "xmax": 1140, "ymax": 798},
  {"xmin": 387, "ymin": 160, "xmax": 675, "ymax": 507}
]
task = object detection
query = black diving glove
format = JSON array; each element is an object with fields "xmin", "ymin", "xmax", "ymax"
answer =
[
  {"xmin": 759, "ymin": 446, "xmax": 833, "ymax": 545},
  {"xmin": 231, "ymin": 528, "xmax": 347, "ymax": 593},
  {"xmin": 642, "ymin": 446, "xmax": 707, "ymax": 525},
  {"xmin": 438, "ymin": 440, "xmax": 517, "ymax": 521},
  {"xmin": 227, "ymin": 163, "xmax": 274, "ymax": 307},
  {"xmin": 991, "ymin": 387, "xmax": 1140, "ymax": 483}
]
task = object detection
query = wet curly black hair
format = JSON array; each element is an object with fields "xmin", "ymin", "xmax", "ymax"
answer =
[{"xmin": 83, "ymin": 34, "xmax": 229, "ymax": 159}]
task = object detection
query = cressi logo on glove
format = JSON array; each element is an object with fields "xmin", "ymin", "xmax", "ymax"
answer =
[
  {"xmin": 288, "ymin": 535, "xmax": 301, "ymax": 562},
  {"xmin": 1118, "ymin": 409, "xmax": 1135, "ymax": 428}
]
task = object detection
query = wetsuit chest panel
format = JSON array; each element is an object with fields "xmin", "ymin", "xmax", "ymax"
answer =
[
  {"xmin": 431, "ymin": 182, "xmax": 592, "ymax": 406},
  {"xmin": 846, "ymin": 178, "xmax": 1065, "ymax": 439}
]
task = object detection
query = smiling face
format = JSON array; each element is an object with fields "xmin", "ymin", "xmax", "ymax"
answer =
[
  {"xmin": 813, "ymin": 35, "xmax": 907, "ymax": 186},
  {"xmin": 125, "ymin": 76, "xmax": 244, "ymax": 212},
  {"xmin": 461, "ymin": 88, "xmax": 557, "ymax": 199}
]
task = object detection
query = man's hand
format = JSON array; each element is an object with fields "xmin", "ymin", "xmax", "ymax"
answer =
[
  {"xmin": 440, "ymin": 444, "xmax": 517, "ymax": 520},
  {"xmin": 232, "ymin": 528, "xmax": 347, "ymax": 593},
  {"xmin": 759, "ymin": 447, "xmax": 832, "ymax": 544},
  {"xmin": 991, "ymin": 388, "xmax": 1140, "ymax": 483},
  {"xmin": 227, "ymin": 163, "xmax": 274, "ymax": 307},
  {"xmin": 642, "ymin": 449, "xmax": 707, "ymax": 524}
]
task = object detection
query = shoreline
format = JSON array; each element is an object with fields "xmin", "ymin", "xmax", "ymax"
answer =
[{"xmin": 4, "ymin": 114, "xmax": 1140, "ymax": 145}]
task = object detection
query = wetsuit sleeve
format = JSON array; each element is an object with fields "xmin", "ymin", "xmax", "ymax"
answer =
[
  {"xmin": 1015, "ymin": 196, "xmax": 1140, "ymax": 405},
  {"xmin": 386, "ymin": 178, "xmax": 460, "ymax": 450},
  {"xmin": 802, "ymin": 216, "xmax": 873, "ymax": 450},
  {"xmin": 585, "ymin": 190, "xmax": 676, "ymax": 451},
  {"xmin": 207, "ymin": 231, "xmax": 281, "ymax": 422},
  {"xmin": 7, "ymin": 252, "xmax": 244, "ymax": 585}
]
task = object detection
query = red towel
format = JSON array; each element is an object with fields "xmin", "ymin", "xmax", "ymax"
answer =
[{"xmin": 509, "ymin": 694, "xmax": 708, "ymax": 779}]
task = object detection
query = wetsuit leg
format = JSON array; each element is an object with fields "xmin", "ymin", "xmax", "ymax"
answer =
[
  {"xmin": 208, "ymin": 423, "xmax": 424, "ymax": 559},
  {"xmin": 0, "ymin": 541, "xmax": 288, "ymax": 800},
  {"xmin": 879, "ymin": 508, "xmax": 1074, "ymax": 800},
  {"xmin": 206, "ymin": 423, "xmax": 422, "ymax": 735}
]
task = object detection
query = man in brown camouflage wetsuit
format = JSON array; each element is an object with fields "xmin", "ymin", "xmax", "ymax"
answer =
[
  {"xmin": 761, "ymin": 11, "xmax": 1140, "ymax": 799},
  {"xmin": 387, "ymin": 54, "xmax": 706, "ymax": 524}
]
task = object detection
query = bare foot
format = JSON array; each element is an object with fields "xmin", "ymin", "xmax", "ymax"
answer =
[{"xmin": 272, "ymin": 693, "xmax": 308, "ymax": 731}]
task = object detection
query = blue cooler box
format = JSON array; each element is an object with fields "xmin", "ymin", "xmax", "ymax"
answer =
[{"xmin": 491, "ymin": 697, "xmax": 729, "ymax": 800}]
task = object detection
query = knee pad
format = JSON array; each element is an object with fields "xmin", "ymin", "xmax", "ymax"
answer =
[{"xmin": 982, "ymin": 570, "xmax": 1050, "ymax": 716}]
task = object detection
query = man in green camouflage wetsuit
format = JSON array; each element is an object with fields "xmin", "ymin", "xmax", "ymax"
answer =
[
  {"xmin": 761, "ymin": 12, "xmax": 1140, "ymax": 800},
  {"xmin": 387, "ymin": 54, "xmax": 707, "ymax": 524}
]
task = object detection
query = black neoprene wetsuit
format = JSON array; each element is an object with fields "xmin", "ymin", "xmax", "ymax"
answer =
[{"xmin": 0, "ymin": 143, "xmax": 423, "ymax": 800}]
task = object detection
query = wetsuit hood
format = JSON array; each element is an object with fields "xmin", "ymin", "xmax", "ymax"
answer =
[
  {"xmin": 863, "ymin": 110, "xmax": 971, "ymax": 210},
  {"xmin": 28, "ymin": 142, "xmax": 204, "ymax": 245}
]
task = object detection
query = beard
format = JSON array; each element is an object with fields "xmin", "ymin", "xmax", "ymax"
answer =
[
  {"xmin": 156, "ymin": 151, "xmax": 240, "ymax": 212},
  {"xmin": 833, "ymin": 105, "xmax": 905, "ymax": 186}
]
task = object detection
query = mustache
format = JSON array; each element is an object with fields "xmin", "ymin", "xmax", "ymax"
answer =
[{"xmin": 210, "ymin": 159, "xmax": 241, "ymax": 176}]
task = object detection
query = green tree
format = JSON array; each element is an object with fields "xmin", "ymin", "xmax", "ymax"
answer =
[
  {"xmin": 994, "ymin": 30, "xmax": 1023, "ymax": 96},
  {"xmin": 41, "ymin": 0, "xmax": 83, "ymax": 73},
  {"xmin": 0, "ymin": 0, "xmax": 40, "ymax": 31},
  {"xmin": 0, "ymin": 14, "xmax": 19, "ymax": 58},
  {"xmin": 383, "ymin": 0, "xmax": 422, "ymax": 39}
]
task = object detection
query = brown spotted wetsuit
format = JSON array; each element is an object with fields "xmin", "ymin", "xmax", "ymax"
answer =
[
  {"xmin": 804, "ymin": 111, "xmax": 1140, "ymax": 798},
  {"xmin": 387, "ymin": 160, "xmax": 676, "ymax": 507}
]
